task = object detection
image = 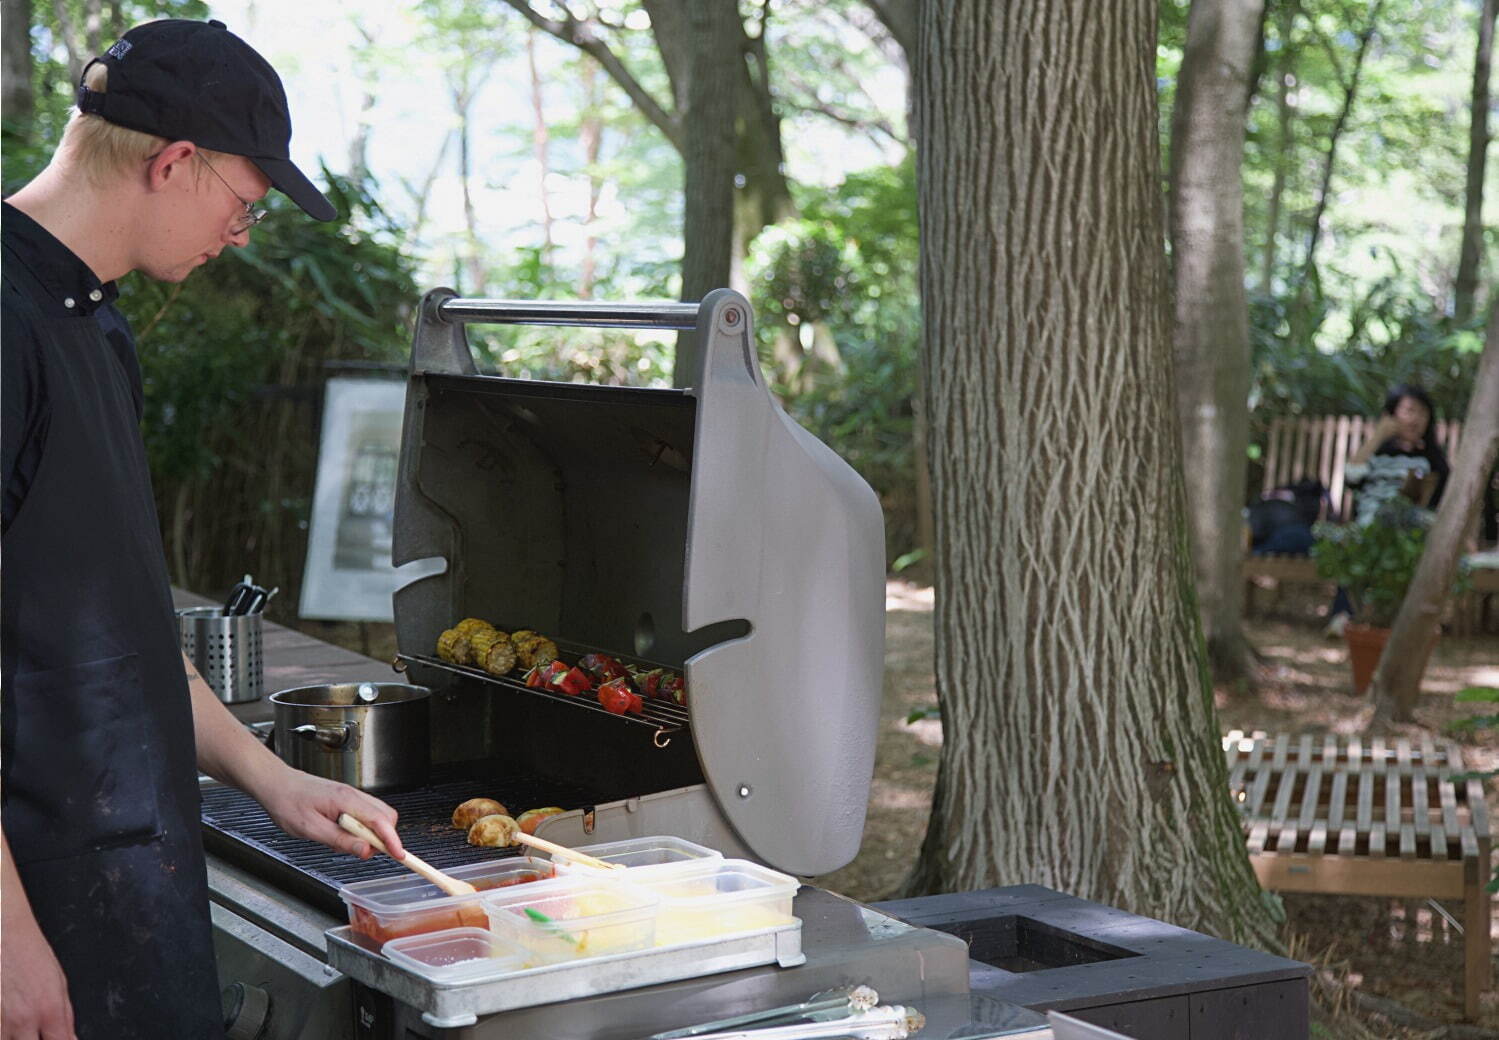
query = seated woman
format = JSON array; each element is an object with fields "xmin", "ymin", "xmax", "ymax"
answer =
[{"xmin": 1325, "ymin": 383, "xmax": 1451, "ymax": 635}]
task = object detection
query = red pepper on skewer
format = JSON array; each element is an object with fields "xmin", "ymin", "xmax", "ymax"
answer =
[{"xmin": 598, "ymin": 677, "xmax": 644, "ymax": 715}]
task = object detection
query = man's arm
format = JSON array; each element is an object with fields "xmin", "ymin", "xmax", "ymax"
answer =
[
  {"xmin": 2, "ymin": 832, "xmax": 77, "ymax": 1040},
  {"xmin": 185, "ymin": 652, "xmax": 405, "ymax": 860}
]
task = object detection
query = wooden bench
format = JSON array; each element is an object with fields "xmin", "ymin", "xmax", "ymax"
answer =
[
  {"xmin": 1225, "ymin": 730, "xmax": 1492, "ymax": 1019},
  {"xmin": 1245, "ymin": 414, "xmax": 1498, "ymax": 634}
]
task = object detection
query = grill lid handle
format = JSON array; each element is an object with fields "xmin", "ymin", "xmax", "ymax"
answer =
[{"xmin": 436, "ymin": 297, "xmax": 700, "ymax": 330}]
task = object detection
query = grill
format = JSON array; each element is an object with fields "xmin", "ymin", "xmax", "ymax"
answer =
[
  {"xmin": 206, "ymin": 290, "xmax": 908, "ymax": 1038},
  {"xmin": 202, "ymin": 768, "xmax": 602, "ymax": 917}
]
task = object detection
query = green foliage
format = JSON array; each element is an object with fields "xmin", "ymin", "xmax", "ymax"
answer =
[
  {"xmin": 748, "ymin": 160, "xmax": 923, "ymax": 562},
  {"xmin": 125, "ymin": 171, "xmax": 418, "ymax": 484},
  {"xmin": 1310, "ymin": 499, "xmax": 1459, "ymax": 626}
]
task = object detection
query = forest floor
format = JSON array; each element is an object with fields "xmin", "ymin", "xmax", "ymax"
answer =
[
  {"xmin": 806, "ymin": 580, "xmax": 1499, "ymax": 1039},
  {"xmin": 304, "ymin": 580, "xmax": 1497, "ymax": 1037}
]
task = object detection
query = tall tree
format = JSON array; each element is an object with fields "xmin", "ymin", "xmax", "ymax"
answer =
[
  {"xmin": 2, "ymin": 0, "xmax": 34, "ymax": 141},
  {"xmin": 1289, "ymin": 0, "xmax": 1385, "ymax": 332},
  {"xmin": 499, "ymin": 0, "xmax": 792, "ymax": 383},
  {"xmin": 1258, "ymin": 0, "xmax": 1297, "ymax": 295},
  {"xmin": 1369, "ymin": 303, "xmax": 1499, "ymax": 724},
  {"xmin": 1169, "ymin": 0, "xmax": 1265, "ymax": 685},
  {"xmin": 908, "ymin": 0, "xmax": 1278, "ymax": 945},
  {"xmin": 1454, "ymin": 0, "xmax": 1496, "ymax": 323},
  {"xmin": 677, "ymin": 0, "xmax": 739, "ymax": 380}
]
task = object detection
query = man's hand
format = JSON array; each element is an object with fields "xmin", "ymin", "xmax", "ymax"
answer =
[
  {"xmin": 182, "ymin": 649, "xmax": 404, "ymax": 861},
  {"xmin": 3, "ymin": 835, "xmax": 77, "ymax": 1040},
  {"xmin": 252, "ymin": 766, "xmax": 405, "ymax": 861}
]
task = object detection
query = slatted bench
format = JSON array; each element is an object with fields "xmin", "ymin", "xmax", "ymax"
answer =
[
  {"xmin": 1224, "ymin": 730, "xmax": 1493, "ymax": 1019},
  {"xmin": 1245, "ymin": 414, "xmax": 1498, "ymax": 634}
]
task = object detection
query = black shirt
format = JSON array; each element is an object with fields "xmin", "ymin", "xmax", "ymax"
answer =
[
  {"xmin": 2, "ymin": 201, "xmax": 139, "ymax": 533},
  {"xmin": 2, "ymin": 200, "xmax": 226, "ymax": 1037}
]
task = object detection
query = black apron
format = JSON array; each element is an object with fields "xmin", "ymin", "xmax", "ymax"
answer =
[{"xmin": 2, "ymin": 258, "xmax": 224, "ymax": 1037}]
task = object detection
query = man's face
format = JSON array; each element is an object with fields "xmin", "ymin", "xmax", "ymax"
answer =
[{"xmin": 139, "ymin": 151, "xmax": 270, "ymax": 283}]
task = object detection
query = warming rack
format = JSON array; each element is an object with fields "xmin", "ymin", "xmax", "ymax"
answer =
[{"xmin": 396, "ymin": 644, "xmax": 690, "ymax": 745}]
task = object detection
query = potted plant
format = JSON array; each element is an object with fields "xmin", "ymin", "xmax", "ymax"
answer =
[{"xmin": 1311, "ymin": 500, "xmax": 1439, "ymax": 694}]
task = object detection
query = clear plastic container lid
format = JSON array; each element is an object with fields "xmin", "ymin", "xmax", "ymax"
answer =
[
  {"xmin": 381, "ymin": 927, "xmax": 527, "ymax": 984},
  {"xmin": 640, "ymin": 859, "xmax": 799, "ymax": 908},
  {"xmin": 548, "ymin": 835, "xmax": 723, "ymax": 878}
]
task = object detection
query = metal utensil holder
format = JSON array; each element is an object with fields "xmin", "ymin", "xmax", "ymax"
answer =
[{"xmin": 177, "ymin": 606, "xmax": 263, "ymax": 703}]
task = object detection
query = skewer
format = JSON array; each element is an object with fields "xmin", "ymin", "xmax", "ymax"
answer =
[
  {"xmin": 337, "ymin": 813, "xmax": 478, "ymax": 897},
  {"xmin": 511, "ymin": 830, "xmax": 624, "ymax": 870}
]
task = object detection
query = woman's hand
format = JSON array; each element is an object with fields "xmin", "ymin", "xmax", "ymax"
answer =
[{"xmin": 253, "ymin": 765, "xmax": 405, "ymax": 861}]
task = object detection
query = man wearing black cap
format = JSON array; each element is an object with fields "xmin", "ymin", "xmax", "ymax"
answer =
[{"xmin": 3, "ymin": 20, "xmax": 403, "ymax": 1038}]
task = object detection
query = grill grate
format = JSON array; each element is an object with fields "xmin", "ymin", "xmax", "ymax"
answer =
[
  {"xmin": 201, "ymin": 768, "xmax": 603, "ymax": 917},
  {"xmin": 399, "ymin": 649, "xmax": 691, "ymax": 738}
]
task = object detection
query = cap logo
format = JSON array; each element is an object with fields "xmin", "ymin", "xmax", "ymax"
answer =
[{"xmin": 107, "ymin": 39, "xmax": 132, "ymax": 59}]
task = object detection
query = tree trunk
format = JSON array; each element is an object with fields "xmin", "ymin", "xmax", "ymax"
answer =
[
  {"xmin": 1169, "ymin": 0, "xmax": 1263, "ymax": 686},
  {"xmin": 528, "ymin": 29, "xmax": 556, "ymax": 261},
  {"xmin": 1293, "ymin": 1, "xmax": 1383, "ymax": 327},
  {"xmin": 580, "ymin": 60, "xmax": 603, "ymax": 299},
  {"xmin": 1, "ymin": 0, "xmax": 33, "ymax": 141},
  {"xmin": 1454, "ymin": 0, "xmax": 1496, "ymax": 324},
  {"xmin": 908, "ymin": 0, "xmax": 1279, "ymax": 947},
  {"xmin": 673, "ymin": 0, "xmax": 739, "ymax": 386},
  {"xmin": 1259, "ymin": 0, "xmax": 1297, "ymax": 295},
  {"xmin": 1369, "ymin": 304, "xmax": 1499, "ymax": 724}
]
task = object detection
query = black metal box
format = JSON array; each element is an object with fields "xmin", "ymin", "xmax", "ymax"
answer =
[{"xmin": 875, "ymin": 884, "xmax": 1311, "ymax": 1040}]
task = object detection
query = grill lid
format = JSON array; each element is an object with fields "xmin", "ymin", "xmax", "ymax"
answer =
[{"xmin": 392, "ymin": 289, "xmax": 884, "ymax": 875}]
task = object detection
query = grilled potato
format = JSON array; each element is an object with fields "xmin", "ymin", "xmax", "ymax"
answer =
[
  {"xmin": 467, "ymin": 813, "xmax": 520, "ymax": 848},
  {"xmin": 453, "ymin": 798, "xmax": 509, "ymax": 830}
]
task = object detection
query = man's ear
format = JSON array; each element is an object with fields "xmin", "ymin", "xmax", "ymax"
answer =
[{"xmin": 145, "ymin": 140, "xmax": 198, "ymax": 192}]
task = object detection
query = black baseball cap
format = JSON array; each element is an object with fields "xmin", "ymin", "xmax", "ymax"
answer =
[{"xmin": 76, "ymin": 19, "xmax": 335, "ymax": 221}]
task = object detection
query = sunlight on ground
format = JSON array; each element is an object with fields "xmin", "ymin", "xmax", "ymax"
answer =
[
  {"xmin": 905, "ymin": 717, "xmax": 944, "ymax": 747},
  {"xmin": 871, "ymin": 780, "xmax": 933, "ymax": 811},
  {"xmin": 885, "ymin": 579, "xmax": 934, "ymax": 612}
]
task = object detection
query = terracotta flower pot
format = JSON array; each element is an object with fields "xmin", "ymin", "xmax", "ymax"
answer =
[
  {"xmin": 1342, "ymin": 623, "xmax": 1440, "ymax": 696},
  {"xmin": 1343, "ymin": 623, "xmax": 1390, "ymax": 695}
]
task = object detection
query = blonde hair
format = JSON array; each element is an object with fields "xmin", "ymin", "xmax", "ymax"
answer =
[{"xmin": 59, "ymin": 62, "xmax": 226, "ymax": 185}]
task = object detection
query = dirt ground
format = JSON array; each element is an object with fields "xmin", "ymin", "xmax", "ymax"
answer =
[
  {"xmin": 302, "ymin": 582, "xmax": 1497, "ymax": 1036},
  {"xmin": 807, "ymin": 581, "xmax": 1499, "ymax": 1037}
]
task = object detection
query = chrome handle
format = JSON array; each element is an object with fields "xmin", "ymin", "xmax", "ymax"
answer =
[
  {"xmin": 436, "ymin": 297, "xmax": 700, "ymax": 330},
  {"xmin": 291, "ymin": 722, "xmax": 357, "ymax": 750}
]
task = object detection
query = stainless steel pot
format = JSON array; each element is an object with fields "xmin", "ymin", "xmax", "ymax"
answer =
[{"xmin": 269, "ymin": 682, "xmax": 430, "ymax": 793}]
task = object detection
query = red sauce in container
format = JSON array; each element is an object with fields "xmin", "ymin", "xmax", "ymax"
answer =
[{"xmin": 350, "ymin": 868, "xmax": 554, "ymax": 944}]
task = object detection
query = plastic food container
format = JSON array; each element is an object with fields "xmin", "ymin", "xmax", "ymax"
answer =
[
  {"xmin": 547, "ymin": 835, "xmax": 722, "ymax": 879},
  {"xmin": 640, "ymin": 860, "xmax": 800, "ymax": 947},
  {"xmin": 341, "ymin": 857, "xmax": 557, "ymax": 945},
  {"xmin": 483, "ymin": 876, "xmax": 660, "ymax": 966},
  {"xmin": 381, "ymin": 927, "xmax": 527, "ymax": 984}
]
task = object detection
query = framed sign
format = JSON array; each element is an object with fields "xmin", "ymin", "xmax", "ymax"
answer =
[{"xmin": 299, "ymin": 378, "xmax": 441, "ymax": 621}]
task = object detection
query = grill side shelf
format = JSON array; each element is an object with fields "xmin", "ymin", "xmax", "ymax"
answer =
[{"xmin": 397, "ymin": 653, "xmax": 689, "ymax": 742}]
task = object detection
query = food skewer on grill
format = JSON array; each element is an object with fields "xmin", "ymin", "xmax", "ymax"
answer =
[{"xmin": 337, "ymin": 813, "xmax": 478, "ymax": 897}]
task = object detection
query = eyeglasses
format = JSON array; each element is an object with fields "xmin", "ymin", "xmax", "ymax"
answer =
[{"xmin": 196, "ymin": 153, "xmax": 267, "ymax": 235}]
